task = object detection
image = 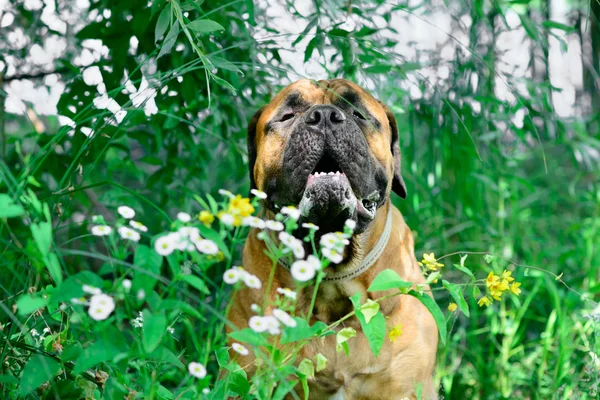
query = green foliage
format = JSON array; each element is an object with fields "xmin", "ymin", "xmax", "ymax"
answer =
[{"xmin": 0, "ymin": 0, "xmax": 599, "ymax": 398}]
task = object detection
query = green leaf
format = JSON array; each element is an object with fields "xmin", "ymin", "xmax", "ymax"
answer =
[
  {"xmin": 472, "ymin": 285, "xmax": 481, "ymax": 299},
  {"xmin": 364, "ymin": 65, "xmax": 393, "ymax": 74},
  {"xmin": 73, "ymin": 340, "xmax": 120, "ymax": 374},
  {"xmin": 45, "ymin": 252, "xmax": 63, "ymax": 284},
  {"xmin": 207, "ymin": 55, "xmax": 243, "ymax": 74},
  {"xmin": 18, "ymin": 355, "xmax": 60, "ymax": 397},
  {"xmin": 215, "ymin": 347, "xmax": 229, "ymax": 368},
  {"xmin": 442, "ymin": 280, "xmax": 470, "ymax": 317},
  {"xmin": 157, "ymin": 21, "xmax": 179, "ymax": 59},
  {"xmin": 31, "ymin": 222, "xmax": 52, "ymax": 258},
  {"xmin": 360, "ymin": 299, "xmax": 380, "ymax": 324},
  {"xmin": 155, "ymin": 5, "xmax": 171, "ymax": 43},
  {"xmin": 297, "ymin": 358, "xmax": 314, "ymax": 379},
  {"xmin": 187, "ymin": 19, "xmax": 224, "ymax": 33},
  {"xmin": 350, "ymin": 294, "xmax": 386, "ymax": 357},
  {"xmin": 179, "ymin": 274, "xmax": 209, "ymax": 294},
  {"xmin": 484, "ymin": 254, "xmax": 496, "ymax": 264},
  {"xmin": 315, "ymin": 353, "xmax": 327, "ymax": 372},
  {"xmin": 142, "ymin": 310, "xmax": 167, "ymax": 353},
  {"xmin": 16, "ymin": 294, "xmax": 48, "ymax": 316},
  {"xmin": 0, "ymin": 374, "xmax": 18, "ymax": 385},
  {"xmin": 229, "ymin": 328, "xmax": 267, "ymax": 347},
  {"xmin": 336, "ymin": 327, "xmax": 356, "ymax": 353},
  {"xmin": 0, "ymin": 194, "xmax": 25, "ymax": 218},
  {"xmin": 368, "ymin": 269, "xmax": 413, "ymax": 292},
  {"xmin": 133, "ymin": 244, "xmax": 163, "ymax": 300},
  {"xmin": 453, "ymin": 263, "xmax": 475, "ymax": 281},
  {"xmin": 542, "ymin": 20, "xmax": 574, "ymax": 32},
  {"xmin": 280, "ymin": 318, "xmax": 326, "ymax": 344},
  {"xmin": 408, "ymin": 290, "xmax": 446, "ymax": 346}
]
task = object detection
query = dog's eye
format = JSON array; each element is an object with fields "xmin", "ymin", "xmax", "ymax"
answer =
[
  {"xmin": 353, "ymin": 109, "xmax": 367, "ymax": 120},
  {"xmin": 278, "ymin": 113, "xmax": 295, "ymax": 122}
]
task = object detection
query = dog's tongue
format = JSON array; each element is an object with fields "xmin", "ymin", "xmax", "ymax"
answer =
[{"xmin": 298, "ymin": 174, "xmax": 357, "ymax": 229}]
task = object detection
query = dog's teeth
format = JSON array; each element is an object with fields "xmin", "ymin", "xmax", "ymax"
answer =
[
  {"xmin": 335, "ymin": 171, "xmax": 340, "ymax": 175},
  {"xmin": 328, "ymin": 172, "xmax": 334, "ymax": 176}
]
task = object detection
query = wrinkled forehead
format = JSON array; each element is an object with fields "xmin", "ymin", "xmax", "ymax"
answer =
[{"xmin": 257, "ymin": 79, "xmax": 387, "ymax": 130}]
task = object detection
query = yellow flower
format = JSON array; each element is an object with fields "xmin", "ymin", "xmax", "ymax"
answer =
[
  {"xmin": 199, "ymin": 211, "xmax": 215, "ymax": 226},
  {"xmin": 485, "ymin": 272, "xmax": 500, "ymax": 288},
  {"xmin": 447, "ymin": 302, "xmax": 457, "ymax": 312},
  {"xmin": 501, "ymin": 270, "xmax": 515, "ymax": 283},
  {"xmin": 477, "ymin": 296, "xmax": 492, "ymax": 307},
  {"xmin": 489, "ymin": 287, "xmax": 503, "ymax": 301},
  {"xmin": 228, "ymin": 195, "xmax": 254, "ymax": 218},
  {"xmin": 418, "ymin": 253, "xmax": 444, "ymax": 271},
  {"xmin": 509, "ymin": 282, "xmax": 522, "ymax": 296},
  {"xmin": 389, "ymin": 324, "xmax": 403, "ymax": 342}
]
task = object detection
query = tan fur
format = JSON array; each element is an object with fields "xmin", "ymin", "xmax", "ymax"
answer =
[{"xmin": 227, "ymin": 79, "xmax": 438, "ymax": 399}]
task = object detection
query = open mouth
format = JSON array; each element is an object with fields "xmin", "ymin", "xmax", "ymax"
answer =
[{"xmin": 306, "ymin": 152, "xmax": 347, "ymax": 186}]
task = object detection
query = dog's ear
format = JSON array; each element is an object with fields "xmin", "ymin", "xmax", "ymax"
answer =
[
  {"xmin": 247, "ymin": 106, "xmax": 266, "ymax": 191},
  {"xmin": 379, "ymin": 102, "xmax": 407, "ymax": 199}
]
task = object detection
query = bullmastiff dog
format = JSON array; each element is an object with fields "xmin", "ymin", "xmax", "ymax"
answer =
[{"xmin": 227, "ymin": 79, "xmax": 438, "ymax": 399}]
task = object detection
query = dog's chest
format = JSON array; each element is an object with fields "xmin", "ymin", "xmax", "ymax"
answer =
[{"xmin": 309, "ymin": 280, "xmax": 367, "ymax": 323}]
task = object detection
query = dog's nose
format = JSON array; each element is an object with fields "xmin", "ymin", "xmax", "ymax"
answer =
[{"xmin": 305, "ymin": 105, "xmax": 346, "ymax": 128}]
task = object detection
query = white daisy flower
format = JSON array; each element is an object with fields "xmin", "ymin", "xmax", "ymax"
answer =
[
  {"xmin": 188, "ymin": 361, "xmax": 207, "ymax": 379},
  {"xmin": 122, "ymin": 279, "xmax": 132, "ymax": 290},
  {"xmin": 178, "ymin": 226, "xmax": 200, "ymax": 239},
  {"xmin": 118, "ymin": 226, "xmax": 141, "ymax": 242},
  {"xmin": 345, "ymin": 219, "xmax": 357, "ymax": 230},
  {"xmin": 88, "ymin": 293, "xmax": 115, "ymax": 321},
  {"xmin": 265, "ymin": 220, "xmax": 284, "ymax": 231},
  {"xmin": 117, "ymin": 206, "xmax": 135, "ymax": 219},
  {"xmin": 307, "ymin": 255, "xmax": 322, "ymax": 271},
  {"xmin": 250, "ymin": 189, "xmax": 268, "ymax": 199},
  {"xmin": 218, "ymin": 189, "xmax": 235, "ymax": 199},
  {"xmin": 277, "ymin": 287, "xmax": 297, "ymax": 300},
  {"xmin": 250, "ymin": 303, "xmax": 260, "ymax": 312},
  {"xmin": 291, "ymin": 243, "xmax": 305, "ymax": 259},
  {"xmin": 129, "ymin": 220, "xmax": 148, "ymax": 232},
  {"xmin": 279, "ymin": 232, "xmax": 300, "ymax": 249},
  {"xmin": 320, "ymin": 232, "xmax": 349, "ymax": 250},
  {"xmin": 82, "ymin": 284, "xmax": 102, "ymax": 295},
  {"xmin": 31, "ymin": 329, "xmax": 39, "ymax": 337},
  {"xmin": 91, "ymin": 225, "xmax": 112, "ymax": 236},
  {"xmin": 43, "ymin": 327, "xmax": 51, "ymax": 334},
  {"xmin": 322, "ymin": 247, "xmax": 343, "ymax": 264},
  {"xmin": 195, "ymin": 239, "xmax": 219, "ymax": 255},
  {"xmin": 302, "ymin": 222, "xmax": 319, "ymax": 231},
  {"xmin": 290, "ymin": 260, "xmax": 316, "ymax": 282},
  {"xmin": 281, "ymin": 206, "xmax": 301, "ymax": 220},
  {"xmin": 264, "ymin": 316, "xmax": 281, "ymax": 334},
  {"xmin": 167, "ymin": 326, "xmax": 175, "ymax": 334},
  {"xmin": 202, "ymin": 388, "xmax": 210, "ymax": 395},
  {"xmin": 177, "ymin": 212, "xmax": 192, "ymax": 223},
  {"xmin": 243, "ymin": 216, "xmax": 266, "ymax": 229},
  {"xmin": 70, "ymin": 297, "xmax": 88, "ymax": 305},
  {"xmin": 249, "ymin": 315, "xmax": 267, "ymax": 332},
  {"xmin": 273, "ymin": 309, "xmax": 297, "ymax": 328},
  {"xmin": 137, "ymin": 289, "xmax": 146, "ymax": 300},
  {"xmin": 244, "ymin": 274, "xmax": 262, "ymax": 289},
  {"xmin": 155, "ymin": 234, "xmax": 176, "ymax": 256},
  {"xmin": 223, "ymin": 269, "xmax": 240, "ymax": 284},
  {"xmin": 231, "ymin": 342, "xmax": 249, "ymax": 356},
  {"xmin": 219, "ymin": 213, "xmax": 235, "ymax": 226}
]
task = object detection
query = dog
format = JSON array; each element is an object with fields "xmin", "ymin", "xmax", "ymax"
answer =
[{"xmin": 226, "ymin": 79, "xmax": 438, "ymax": 399}]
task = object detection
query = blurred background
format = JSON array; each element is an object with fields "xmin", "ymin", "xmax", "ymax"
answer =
[{"xmin": 1, "ymin": 0, "xmax": 599, "ymax": 398}]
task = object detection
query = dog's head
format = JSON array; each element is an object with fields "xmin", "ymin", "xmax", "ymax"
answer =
[{"xmin": 248, "ymin": 79, "xmax": 406, "ymax": 233}]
